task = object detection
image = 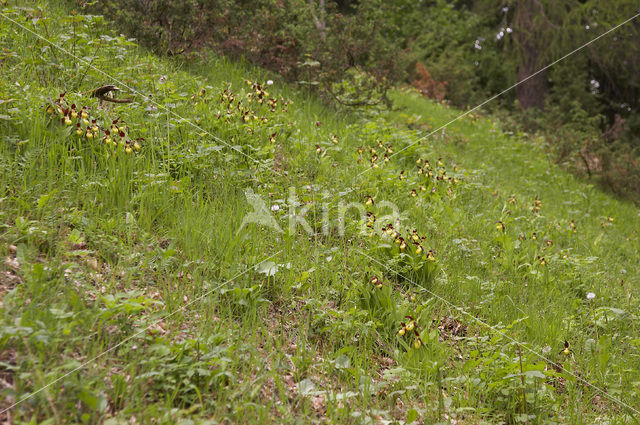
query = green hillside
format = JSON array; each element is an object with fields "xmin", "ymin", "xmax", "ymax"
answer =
[{"xmin": 1, "ymin": 2, "xmax": 639, "ymax": 424}]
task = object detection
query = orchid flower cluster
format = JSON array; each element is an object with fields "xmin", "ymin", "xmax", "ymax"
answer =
[
  {"xmin": 215, "ymin": 80, "xmax": 293, "ymax": 145},
  {"xmin": 46, "ymin": 93, "xmax": 142, "ymax": 155}
]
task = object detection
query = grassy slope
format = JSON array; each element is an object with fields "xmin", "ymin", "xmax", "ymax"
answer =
[{"xmin": 1, "ymin": 2, "xmax": 639, "ymax": 424}]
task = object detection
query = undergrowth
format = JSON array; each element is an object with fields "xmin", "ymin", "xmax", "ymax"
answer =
[{"xmin": 0, "ymin": 2, "xmax": 639, "ymax": 424}]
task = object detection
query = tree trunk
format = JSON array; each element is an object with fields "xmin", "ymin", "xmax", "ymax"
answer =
[
  {"xmin": 310, "ymin": 0, "xmax": 327, "ymax": 39},
  {"xmin": 515, "ymin": 41, "xmax": 547, "ymax": 109},
  {"xmin": 513, "ymin": 0, "xmax": 548, "ymax": 110}
]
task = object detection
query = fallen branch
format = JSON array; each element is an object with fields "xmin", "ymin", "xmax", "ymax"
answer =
[{"xmin": 90, "ymin": 85, "xmax": 133, "ymax": 103}]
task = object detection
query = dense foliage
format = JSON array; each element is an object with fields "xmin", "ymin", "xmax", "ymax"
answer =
[
  {"xmin": 3, "ymin": 2, "xmax": 640, "ymax": 423},
  {"xmin": 75, "ymin": 0, "xmax": 640, "ymax": 199}
]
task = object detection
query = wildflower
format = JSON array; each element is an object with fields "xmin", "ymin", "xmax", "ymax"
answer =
[
  {"xmin": 377, "ymin": 140, "xmax": 384, "ymax": 148},
  {"xmin": 420, "ymin": 186, "xmax": 426, "ymax": 192},
  {"xmin": 608, "ymin": 216, "xmax": 614, "ymax": 223},
  {"xmin": 560, "ymin": 341, "xmax": 571, "ymax": 355},
  {"xmin": 366, "ymin": 212, "xmax": 376, "ymax": 227},
  {"xmin": 414, "ymin": 339, "xmax": 422, "ymax": 349},
  {"xmin": 495, "ymin": 221, "xmax": 505, "ymax": 232},
  {"xmin": 531, "ymin": 232, "xmax": 537, "ymax": 240},
  {"xmin": 426, "ymin": 250, "xmax": 436, "ymax": 261},
  {"xmin": 75, "ymin": 124, "xmax": 83, "ymax": 136},
  {"xmin": 356, "ymin": 146, "xmax": 363, "ymax": 154},
  {"xmin": 85, "ymin": 130, "xmax": 93, "ymax": 139},
  {"xmin": 406, "ymin": 321, "xmax": 415, "ymax": 331},
  {"xmin": 386, "ymin": 145, "xmax": 392, "ymax": 154},
  {"xmin": 418, "ymin": 167, "xmax": 423, "ymax": 175},
  {"xmin": 508, "ymin": 195, "xmax": 516, "ymax": 204},
  {"xmin": 437, "ymin": 158, "xmax": 444, "ymax": 167},
  {"xmin": 533, "ymin": 196, "xmax": 542, "ymax": 213},
  {"xmin": 365, "ymin": 195, "xmax": 374, "ymax": 206},
  {"xmin": 416, "ymin": 158, "xmax": 422, "ymax": 165},
  {"xmin": 269, "ymin": 133, "xmax": 276, "ymax": 143},
  {"xmin": 384, "ymin": 154, "xmax": 389, "ymax": 163},
  {"xmin": 370, "ymin": 276, "xmax": 383, "ymax": 288},
  {"xmin": 409, "ymin": 294, "xmax": 416, "ymax": 302},
  {"xmin": 399, "ymin": 170, "xmax": 405, "ymax": 181},
  {"xmin": 545, "ymin": 239, "xmax": 552, "ymax": 247},
  {"xmin": 411, "ymin": 189, "xmax": 417, "ymax": 197},
  {"xmin": 411, "ymin": 230, "xmax": 420, "ymax": 242},
  {"xmin": 331, "ymin": 135, "xmax": 338, "ymax": 144},
  {"xmin": 399, "ymin": 238, "xmax": 407, "ymax": 252},
  {"xmin": 46, "ymin": 105, "xmax": 53, "ymax": 114},
  {"xmin": 315, "ymin": 144, "xmax": 322, "ymax": 154},
  {"xmin": 398, "ymin": 327, "xmax": 406, "ymax": 336},
  {"xmin": 414, "ymin": 243, "xmax": 423, "ymax": 255},
  {"xmin": 586, "ymin": 292, "xmax": 596, "ymax": 300},
  {"xmin": 133, "ymin": 139, "xmax": 142, "ymax": 151},
  {"xmin": 538, "ymin": 256, "xmax": 546, "ymax": 266},
  {"xmin": 64, "ymin": 116, "xmax": 72, "ymax": 126},
  {"xmin": 385, "ymin": 224, "xmax": 394, "ymax": 236}
]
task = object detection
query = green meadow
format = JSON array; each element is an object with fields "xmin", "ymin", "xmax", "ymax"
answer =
[{"xmin": 1, "ymin": 2, "xmax": 639, "ymax": 424}]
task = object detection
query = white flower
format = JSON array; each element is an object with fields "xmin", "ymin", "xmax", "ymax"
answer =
[
  {"xmin": 586, "ymin": 292, "xmax": 596, "ymax": 300},
  {"xmin": 271, "ymin": 204, "xmax": 280, "ymax": 212},
  {"xmin": 266, "ymin": 80, "xmax": 274, "ymax": 86}
]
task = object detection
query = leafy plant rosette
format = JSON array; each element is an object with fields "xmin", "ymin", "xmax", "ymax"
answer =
[
  {"xmin": 372, "ymin": 225, "xmax": 439, "ymax": 289},
  {"xmin": 358, "ymin": 274, "xmax": 404, "ymax": 332}
]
